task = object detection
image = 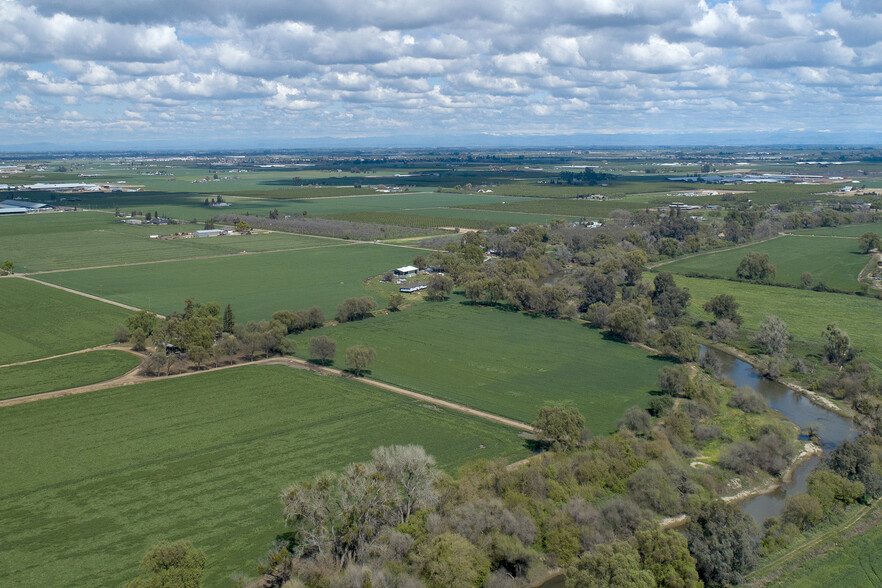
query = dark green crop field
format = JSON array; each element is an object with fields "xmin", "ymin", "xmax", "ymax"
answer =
[
  {"xmin": 0, "ymin": 365, "xmax": 529, "ymax": 587},
  {"xmin": 38, "ymin": 243, "xmax": 423, "ymax": 322},
  {"xmin": 0, "ymin": 278, "xmax": 130, "ymax": 364},
  {"xmin": 0, "ymin": 350, "xmax": 140, "ymax": 400},
  {"xmin": 292, "ymin": 299, "xmax": 664, "ymax": 430},
  {"xmin": 661, "ymin": 235, "xmax": 867, "ymax": 292}
]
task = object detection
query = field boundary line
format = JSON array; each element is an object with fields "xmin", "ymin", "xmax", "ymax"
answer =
[
  {"xmin": 441, "ymin": 206, "xmax": 580, "ymax": 218},
  {"xmin": 21, "ymin": 241, "xmax": 357, "ymax": 276},
  {"xmin": 648, "ymin": 234, "xmax": 785, "ymax": 269},
  {"xmin": 14, "ymin": 276, "xmax": 160, "ymax": 316},
  {"xmin": 0, "ymin": 343, "xmax": 142, "ymax": 370},
  {"xmin": 0, "ymin": 353, "xmax": 535, "ymax": 432},
  {"xmin": 782, "ymin": 233, "xmax": 861, "ymax": 239}
]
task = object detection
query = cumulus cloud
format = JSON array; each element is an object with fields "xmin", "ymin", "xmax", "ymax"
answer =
[{"xmin": 0, "ymin": 0, "xmax": 878, "ymax": 143}]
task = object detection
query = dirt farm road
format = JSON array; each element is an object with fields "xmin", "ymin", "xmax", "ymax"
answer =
[{"xmin": 0, "ymin": 352, "xmax": 535, "ymax": 432}]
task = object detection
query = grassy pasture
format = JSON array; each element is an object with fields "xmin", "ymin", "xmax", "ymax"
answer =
[
  {"xmin": 790, "ymin": 221, "xmax": 882, "ymax": 238},
  {"xmin": 457, "ymin": 182, "xmax": 840, "ymax": 217},
  {"xmin": 38, "ymin": 243, "xmax": 423, "ymax": 322},
  {"xmin": 70, "ymin": 190, "xmax": 534, "ymax": 223},
  {"xmin": 0, "ymin": 278, "xmax": 130, "ymax": 364},
  {"xmin": 292, "ymin": 299, "xmax": 664, "ymax": 429},
  {"xmin": 0, "ymin": 364, "xmax": 529, "ymax": 587},
  {"xmin": 765, "ymin": 508, "xmax": 882, "ymax": 587},
  {"xmin": 321, "ymin": 208, "xmax": 579, "ymax": 229},
  {"xmin": 0, "ymin": 350, "xmax": 140, "ymax": 400},
  {"xmin": 661, "ymin": 235, "xmax": 867, "ymax": 292},
  {"xmin": 480, "ymin": 179, "xmax": 700, "ymax": 199},
  {"xmin": 458, "ymin": 195, "xmax": 661, "ymax": 217},
  {"xmin": 322, "ymin": 211, "xmax": 497, "ymax": 229},
  {"xmin": 675, "ymin": 275, "xmax": 882, "ymax": 370},
  {"xmin": 0, "ymin": 212, "xmax": 332, "ymax": 272}
]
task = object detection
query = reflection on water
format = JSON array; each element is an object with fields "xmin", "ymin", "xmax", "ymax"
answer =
[
  {"xmin": 701, "ymin": 346, "xmax": 856, "ymax": 524},
  {"xmin": 535, "ymin": 348, "xmax": 857, "ymax": 586}
]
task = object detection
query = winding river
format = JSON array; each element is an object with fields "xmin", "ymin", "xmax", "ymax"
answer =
[
  {"xmin": 536, "ymin": 346, "xmax": 855, "ymax": 587},
  {"xmin": 701, "ymin": 346, "xmax": 857, "ymax": 523}
]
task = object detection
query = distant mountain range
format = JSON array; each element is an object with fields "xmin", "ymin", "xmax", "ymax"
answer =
[{"xmin": 1, "ymin": 131, "xmax": 881, "ymax": 154}]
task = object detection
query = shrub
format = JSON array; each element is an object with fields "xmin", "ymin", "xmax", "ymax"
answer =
[
  {"xmin": 727, "ymin": 387, "xmax": 769, "ymax": 414},
  {"xmin": 113, "ymin": 324, "xmax": 131, "ymax": 343}
]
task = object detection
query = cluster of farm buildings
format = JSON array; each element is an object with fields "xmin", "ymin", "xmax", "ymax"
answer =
[{"xmin": 0, "ymin": 199, "xmax": 54, "ymax": 215}]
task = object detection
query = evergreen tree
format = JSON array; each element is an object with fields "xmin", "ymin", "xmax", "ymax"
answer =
[{"xmin": 223, "ymin": 304, "xmax": 235, "ymax": 333}]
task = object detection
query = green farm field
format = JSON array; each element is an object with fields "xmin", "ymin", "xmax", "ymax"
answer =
[
  {"xmin": 0, "ymin": 364, "xmax": 529, "ymax": 587},
  {"xmin": 790, "ymin": 221, "xmax": 882, "ymax": 238},
  {"xmin": 457, "ymin": 182, "xmax": 840, "ymax": 217},
  {"xmin": 0, "ymin": 212, "xmax": 334, "ymax": 272},
  {"xmin": 292, "ymin": 299, "xmax": 664, "ymax": 430},
  {"xmin": 68, "ymin": 190, "xmax": 534, "ymax": 223},
  {"xmin": 38, "ymin": 243, "xmax": 423, "ymax": 322},
  {"xmin": 458, "ymin": 194, "xmax": 660, "ymax": 217},
  {"xmin": 765, "ymin": 508, "xmax": 882, "ymax": 587},
  {"xmin": 0, "ymin": 278, "xmax": 130, "ymax": 364},
  {"xmin": 478, "ymin": 179, "xmax": 699, "ymax": 199},
  {"xmin": 675, "ymin": 275, "xmax": 882, "ymax": 370},
  {"xmin": 321, "ymin": 207, "xmax": 579, "ymax": 229},
  {"xmin": 660, "ymin": 235, "xmax": 867, "ymax": 292},
  {"xmin": 0, "ymin": 350, "xmax": 140, "ymax": 400}
]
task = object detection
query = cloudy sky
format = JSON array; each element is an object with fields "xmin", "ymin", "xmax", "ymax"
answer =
[{"xmin": 1, "ymin": 0, "xmax": 881, "ymax": 147}]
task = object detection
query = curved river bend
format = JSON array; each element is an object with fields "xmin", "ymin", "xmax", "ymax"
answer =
[
  {"xmin": 701, "ymin": 346, "xmax": 856, "ymax": 523},
  {"xmin": 536, "ymin": 346, "xmax": 855, "ymax": 587}
]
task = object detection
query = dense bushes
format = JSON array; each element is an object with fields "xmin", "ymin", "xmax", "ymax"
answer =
[{"xmin": 336, "ymin": 296, "xmax": 378, "ymax": 322}]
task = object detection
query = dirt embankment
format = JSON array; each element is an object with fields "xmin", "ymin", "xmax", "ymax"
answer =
[{"xmin": 660, "ymin": 442, "xmax": 823, "ymax": 530}]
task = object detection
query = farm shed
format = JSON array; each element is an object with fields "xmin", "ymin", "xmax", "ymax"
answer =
[
  {"xmin": 400, "ymin": 282, "xmax": 427, "ymax": 293},
  {"xmin": 194, "ymin": 229, "xmax": 225, "ymax": 237},
  {"xmin": 1, "ymin": 199, "xmax": 51, "ymax": 210},
  {"xmin": 394, "ymin": 265, "xmax": 419, "ymax": 277}
]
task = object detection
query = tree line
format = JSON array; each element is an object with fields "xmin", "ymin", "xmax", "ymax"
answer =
[{"xmin": 115, "ymin": 298, "xmax": 377, "ymax": 376}]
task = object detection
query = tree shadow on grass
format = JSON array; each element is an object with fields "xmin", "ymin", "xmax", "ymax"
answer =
[{"xmin": 305, "ymin": 358, "xmax": 334, "ymax": 367}]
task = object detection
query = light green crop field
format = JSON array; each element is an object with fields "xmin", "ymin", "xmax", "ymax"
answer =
[
  {"xmin": 790, "ymin": 221, "xmax": 882, "ymax": 238},
  {"xmin": 482, "ymin": 180, "xmax": 699, "ymax": 199},
  {"xmin": 766, "ymin": 509, "xmax": 882, "ymax": 587},
  {"xmin": 660, "ymin": 235, "xmax": 867, "ymax": 292},
  {"xmin": 0, "ymin": 350, "xmax": 140, "ymax": 400},
  {"xmin": 321, "ymin": 208, "xmax": 581, "ymax": 228},
  {"xmin": 292, "ymin": 299, "xmax": 664, "ymax": 429},
  {"xmin": 458, "ymin": 182, "xmax": 839, "ymax": 217},
  {"xmin": 38, "ymin": 243, "xmax": 423, "ymax": 322},
  {"xmin": 0, "ymin": 278, "xmax": 130, "ymax": 364},
  {"xmin": 0, "ymin": 365, "xmax": 529, "ymax": 587},
  {"xmin": 459, "ymin": 195, "xmax": 658, "ymax": 217},
  {"xmin": 675, "ymin": 275, "xmax": 882, "ymax": 370},
  {"xmin": 0, "ymin": 212, "xmax": 333, "ymax": 272}
]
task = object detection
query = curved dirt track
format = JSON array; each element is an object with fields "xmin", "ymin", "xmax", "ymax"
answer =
[
  {"xmin": 0, "ymin": 353, "xmax": 535, "ymax": 432},
  {"xmin": 0, "ymin": 343, "xmax": 142, "ymax": 369}
]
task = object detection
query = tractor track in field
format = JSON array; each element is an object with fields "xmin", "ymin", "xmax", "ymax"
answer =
[
  {"xmin": 749, "ymin": 497, "xmax": 882, "ymax": 585},
  {"xmin": 17, "ymin": 241, "xmax": 357, "ymax": 275},
  {"xmin": 14, "ymin": 275, "xmax": 161, "ymax": 315},
  {"xmin": 647, "ymin": 234, "xmax": 785, "ymax": 269},
  {"xmin": 0, "ymin": 343, "xmax": 143, "ymax": 369},
  {"xmin": 0, "ymin": 351, "xmax": 535, "ymax": 432}
]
